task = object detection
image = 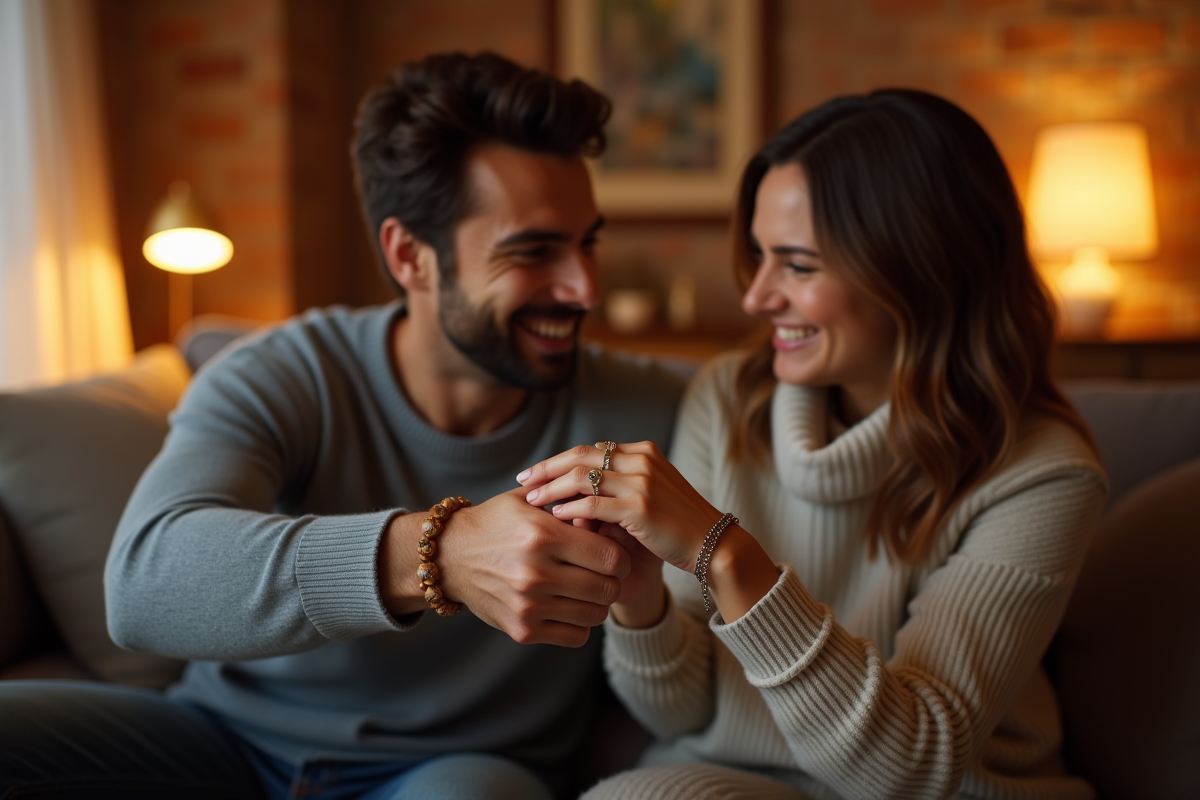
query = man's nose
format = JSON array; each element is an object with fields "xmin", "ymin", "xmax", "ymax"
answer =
[{"xmin": 552, "ymin": 250, "xmax": 601, "ymax": 310}]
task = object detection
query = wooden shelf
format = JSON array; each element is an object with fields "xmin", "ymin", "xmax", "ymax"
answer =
[
  {"xmin": 582, "ymin": 325, "xmax": 1200, "ymax": 381},
  {"xmin": 580, "ymin": 323, "xmax": 763, "ymax": 365}
]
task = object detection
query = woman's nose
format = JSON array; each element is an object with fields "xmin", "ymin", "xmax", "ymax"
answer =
[{"xmin": 742, "ymin": 262, "xmax": 785, "ymax": 316}]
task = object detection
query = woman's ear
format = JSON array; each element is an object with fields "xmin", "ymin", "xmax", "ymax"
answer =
[{"xmin": 379, "ymin": 217, "xmax": 437, "ymax": 294}]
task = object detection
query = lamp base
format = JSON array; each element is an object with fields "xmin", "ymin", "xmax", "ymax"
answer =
[{"xmin": 1059, "ymin": 295, "xmax": 1113, "ymax": 340}]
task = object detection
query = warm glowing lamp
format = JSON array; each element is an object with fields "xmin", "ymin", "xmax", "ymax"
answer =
[
  {"xmin": 143, "ymin": 182, "xmax": 233, "ymax": 337},
  {"xmin": 1027, "ymin": 122, "xmax": 1158, "ymax": 339}
]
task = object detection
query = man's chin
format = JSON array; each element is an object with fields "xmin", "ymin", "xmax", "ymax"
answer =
[{"xmin": 516, "ymin": 351, "xmax": 577, "ymax": 391}]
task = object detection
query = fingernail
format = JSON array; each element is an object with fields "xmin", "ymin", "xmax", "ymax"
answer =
[
  {"xmin": 516, "ymin": 469, "xmax": 531, "ymax": 483},
  {"xmin": 552, "ymin": 505, "xmax": 563, "ymax": 515},
  {"xmin": 526, "ymin": 488, "xmax": 540, "ymax": 503}
]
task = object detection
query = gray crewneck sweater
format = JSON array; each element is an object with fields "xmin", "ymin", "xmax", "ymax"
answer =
[
  {"xmin": 603, "ymin": 351, "xmax": 1107, "ymax": 800},
  {"xmin": 105, "ymin": 303, "xmax": 684, "ymax": 770}
]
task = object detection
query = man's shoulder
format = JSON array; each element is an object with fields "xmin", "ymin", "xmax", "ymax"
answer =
[{"xmin": 206, "ymin": 304, "xmax": 398, "ymax": 374}]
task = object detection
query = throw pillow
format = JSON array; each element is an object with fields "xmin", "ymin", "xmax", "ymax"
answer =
[
  {"xmin": 1051, "ymin": 456, "xmax": 1200, "ymax": 800},
  {"xmin": 0, "ymin": 345, "xmax": 190, "ymax": 687}
]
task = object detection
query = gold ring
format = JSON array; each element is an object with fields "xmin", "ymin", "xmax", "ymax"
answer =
[
  {"xmin": 602, "ymin": 441, "xmax": 616, "ymax": 471},
  {"xmin": 588, "ymin": 468, "xmax": 603, "ymax": 496}
]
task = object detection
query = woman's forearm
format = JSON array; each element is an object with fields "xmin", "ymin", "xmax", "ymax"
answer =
[{"xmin": 705, "ymin": 526, "xmax": 782, "ymax": 622}]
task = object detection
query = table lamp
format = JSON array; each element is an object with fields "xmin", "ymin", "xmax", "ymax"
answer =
[
  {"xmin": 1026, "ymin": 122, "xmax": 1158, "ymax": 339},
  {"xmin": 143, "ymin": 182, "xmax": 233, "ymax": 337}
]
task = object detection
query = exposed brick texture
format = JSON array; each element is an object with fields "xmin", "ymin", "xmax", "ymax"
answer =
[
  {"xmin": 1005, "ymin": 22, "xmax": 1076, "ymax": 55},
  {"xmin": 1091, "ymin": 18, "xmax": 1168, "ymax": 55},
  {"xmin": 97, "ymin": 0, "xmax": 1200, "ymax": 345}
]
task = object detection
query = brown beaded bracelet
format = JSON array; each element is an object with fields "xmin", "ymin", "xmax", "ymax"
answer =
[{"xmin": 416, "ymin": 496, "xmax": 471, "ymax": 616}]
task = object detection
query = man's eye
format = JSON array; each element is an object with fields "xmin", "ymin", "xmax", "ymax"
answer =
[{"xmin": 512, "ymin": 246, "xmax": 549, "ymax": 260}]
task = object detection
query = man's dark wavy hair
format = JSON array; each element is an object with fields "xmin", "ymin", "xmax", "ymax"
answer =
[{"xmin": 352, "ymin": 51, "xmax": 611, "ymax": 294}]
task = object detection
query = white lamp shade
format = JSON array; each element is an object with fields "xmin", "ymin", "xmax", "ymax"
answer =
[
  {"xmin": 142, "ymin": 182, "xmax": 233, "ymax": 274},
  {"xmin": 143, "ymin": 228, "xmax": 233, "ymax": 274},
  {"xmin": 1027, "ymin": 122, "xmax": 1158, "ymax": 260}
]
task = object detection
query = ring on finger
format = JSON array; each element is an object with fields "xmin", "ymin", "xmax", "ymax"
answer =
[
  {"xmin": 588, "ymin": 468, "xmax": 603, "ymax": 496},
  {"xmin": 601, "ymin": 440, "xmax": 616, "ymax": 471}
]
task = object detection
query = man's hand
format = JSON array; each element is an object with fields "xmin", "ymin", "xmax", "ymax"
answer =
[{"xmin": 379, "ymin": 486, "xmax": 631, "ymax": 647}]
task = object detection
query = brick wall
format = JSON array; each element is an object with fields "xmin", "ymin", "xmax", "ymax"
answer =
[
  {"xmin": 98, "ymin": 0, "xmax": 292, "ymax": 349},
  {"xmin": 98, "ymin": 0, "xmax": 1199, "ymax": 346},
  {"xmin": 776, "ymin": 0, "xmax": 1200, "ymax": 338}
]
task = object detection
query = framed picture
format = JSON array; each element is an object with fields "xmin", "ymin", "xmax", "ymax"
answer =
[{"xmin": 557, "ymin": 0, "xmax": 762, "ymax": 217}]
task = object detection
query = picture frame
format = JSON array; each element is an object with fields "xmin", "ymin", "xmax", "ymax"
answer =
[{"xmin": 556, "ymin": 0, "xmax": 762, "ymax": 218}]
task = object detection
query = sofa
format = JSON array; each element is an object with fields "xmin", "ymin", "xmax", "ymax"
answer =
[{"xmin": 1, "ymin": 323, "xmax": 1197, "ymax": 799}]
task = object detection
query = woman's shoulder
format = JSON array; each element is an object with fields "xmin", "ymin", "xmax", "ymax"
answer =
[{"xmin": 969, "ymin": 410, "xmax": 1109, "ymax": 516}]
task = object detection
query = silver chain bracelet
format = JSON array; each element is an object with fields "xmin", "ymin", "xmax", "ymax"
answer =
[{"xmin": 693, "ymin": 512, "xmax": 738, "ymax": 613}]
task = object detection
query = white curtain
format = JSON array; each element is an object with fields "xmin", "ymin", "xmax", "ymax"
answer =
[{"xmin": 0, "ymin": 0, "xmax": 133, "ymax": 390}]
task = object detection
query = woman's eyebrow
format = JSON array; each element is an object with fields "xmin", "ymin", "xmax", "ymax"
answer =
[{"xmin": 770, "ymin": 245, "xmax": 820, "ymax": 258}]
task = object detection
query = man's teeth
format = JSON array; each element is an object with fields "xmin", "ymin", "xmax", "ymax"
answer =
[
  {"xmin": 776, "ymin": 326, "xmax": 818, "ymax": 341},
  {"xmin": 524, "ymin": 319, "xmax": 575, "ymax": 339}
]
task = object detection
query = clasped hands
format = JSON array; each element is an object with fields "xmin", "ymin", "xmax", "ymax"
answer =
[
  {"xmin": 516, "ymin": 441, "xmax": 727, "ymax": 630},
  {"xmin": 382, "ymin": 442, "xmax": 726, "ymax": 646}
]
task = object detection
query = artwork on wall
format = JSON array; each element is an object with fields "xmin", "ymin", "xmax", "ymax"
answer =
[{"xmin": 557, "ymin": 0, "xmax": 761, "ymax": 217}]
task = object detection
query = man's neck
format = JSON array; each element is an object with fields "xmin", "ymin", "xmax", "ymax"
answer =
[{"xmin": 390, "ymin": 315, "xmax": 528, "ymax": 437}]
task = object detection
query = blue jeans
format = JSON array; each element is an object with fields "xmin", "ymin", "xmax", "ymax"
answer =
[{"xmin": 0, "ymin": 681, "xmax": 555, "ymax": 800}]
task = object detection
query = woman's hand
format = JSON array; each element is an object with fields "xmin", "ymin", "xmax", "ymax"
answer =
[
  {"xmin": 519, "ymin": 441, "xmax": 726, "ymax": 574},
  {"xmin": 519, "ymin": 441, "xmax": 783, "ymax": 624}
]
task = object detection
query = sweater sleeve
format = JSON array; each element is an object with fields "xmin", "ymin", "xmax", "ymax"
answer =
[
  {"xmin": 712, "ymin": 470, "xmax": 1106, "ymax": 800},
  {"xmin": 105, "ymin": 336, "xmax": 413, "ymax": 662}
]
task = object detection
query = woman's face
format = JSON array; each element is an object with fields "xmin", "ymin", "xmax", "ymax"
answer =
[{"xmin": 743, "ymin": 163, "xmax": 898, "ymax": 423}]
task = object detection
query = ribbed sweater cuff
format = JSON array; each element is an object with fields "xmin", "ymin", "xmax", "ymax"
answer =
[
  {"xmin": 713, "ymin": 565, "xmax": 835, "ymax": 689},
  {"xmin": 295, "ymin": 509, "xmax": 413, "ymax": 640},
  {"xmin": 602, "ymin": 590, "xmax": 697, "ymax": 678}
]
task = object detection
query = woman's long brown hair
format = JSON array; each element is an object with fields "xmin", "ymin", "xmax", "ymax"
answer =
[{"xmin": 729, "ymin": 89, "xmax": 1094, "ymax": 566}]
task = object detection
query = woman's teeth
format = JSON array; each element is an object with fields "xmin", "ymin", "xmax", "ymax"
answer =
[
  {"xmin": 522, "ymin": 319, "xmax": 575, "ymax": 340},
  {"xmin": 776, "ymin": 326, "xmax": 818, "ymax": 341}
]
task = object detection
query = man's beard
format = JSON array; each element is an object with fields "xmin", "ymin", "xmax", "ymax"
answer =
[{"xmin": 437, "ymin": 281, "xmax": 583, "ymax": 391}]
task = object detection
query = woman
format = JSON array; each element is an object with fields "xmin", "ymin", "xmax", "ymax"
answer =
[{"xmin": 519, "ymin": 90, "xmax": 1107, "ymax": 800}]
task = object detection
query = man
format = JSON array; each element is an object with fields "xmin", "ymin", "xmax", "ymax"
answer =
[{"xmin": 0, "ymin": 52, "xmax": 683, "ymax": 799}]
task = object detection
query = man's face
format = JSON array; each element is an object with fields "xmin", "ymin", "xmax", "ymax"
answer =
[{"xmin": 436, "ymin": 143, "xmax": 603, "ymax": 391}]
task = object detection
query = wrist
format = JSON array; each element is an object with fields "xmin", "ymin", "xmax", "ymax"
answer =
[
  {"xmin": 379, "ymin": 513, "xmax": 433, "ymax": 617},
  {"xmin": 704, "ymin": 526, "xmax": 780, "ymax": 622},
  {"xmin": 610, "ymin": 576, "xmax": 667, "ymax": 630}
]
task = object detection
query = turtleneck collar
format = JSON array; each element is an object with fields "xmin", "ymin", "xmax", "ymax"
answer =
[{"xmin": 771, "ymin": 382, "xmax": 893, "ymax": 504}]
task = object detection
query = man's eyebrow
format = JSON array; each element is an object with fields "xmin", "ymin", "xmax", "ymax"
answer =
[{"xmin": 495, "ymin": 216, "xmax": 606, "ymax": 249}]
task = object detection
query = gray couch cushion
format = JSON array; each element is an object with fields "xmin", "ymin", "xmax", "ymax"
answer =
[
  {"xmin": 0, "ymin": 345, "xmax": 189, "ymax": 687},
  {"xmin": 1063, "ymin": 381, "xmax": 1200, "ymax": 505},
  {"xmin": 1051, "ymin": 456, "xmax": 1200, "ymax": 800}
]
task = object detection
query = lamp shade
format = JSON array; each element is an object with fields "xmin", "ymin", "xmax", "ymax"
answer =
[
  {"xmin": 142, "ymin": 182, "xmax": 233, "ymax": 274},
  {"xmin": 1026, "ymin": 122, "xmax": 1158, "ymax": 260}
]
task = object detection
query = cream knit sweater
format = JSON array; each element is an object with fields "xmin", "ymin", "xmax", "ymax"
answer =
[{"xmin": 602, "ymin": 352, "xmax": 1108, "ymax": 800}]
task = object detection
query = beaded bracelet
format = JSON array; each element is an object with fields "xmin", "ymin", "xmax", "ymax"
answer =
[
  {"xmin": 416, "ymin": 496, "xmax": 471, "ymax": 616},
  {"xmin": 693, "ymin": 512, "xmax": 738, "ymax": 613}
]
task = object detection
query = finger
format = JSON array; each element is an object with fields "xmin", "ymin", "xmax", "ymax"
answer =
[
  {"xmin": 525, "ymin": 464, "xmax": 633, "ymax": 507},
  {"xmin": 547, "ymin": 523, "xmax": 631, "ymax": 580},
  {"xmin": 512, "ymin": 620, "xmax": 594, "ymax": 648},
  {"xmin": 516, "ymin": 443, "xmax": 603, "ymax": 488},
  {"xmin": 549, "ymin": 494, "xmax": 631, "ymax": 530},
  {"xmin": 542, "ymin": 567, "xmax": 622, "ymax": 611}
]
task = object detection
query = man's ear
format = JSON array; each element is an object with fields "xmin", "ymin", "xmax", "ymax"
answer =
[{"xmin": 379, "ymin": 217, "xmax": 437, "ymax": 294}]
